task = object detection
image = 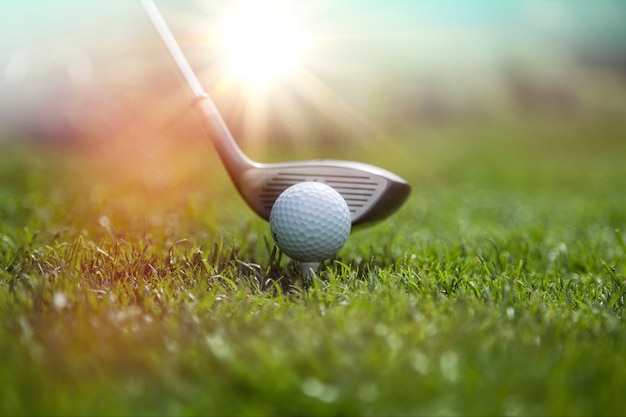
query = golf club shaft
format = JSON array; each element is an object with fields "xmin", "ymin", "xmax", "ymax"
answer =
[{"xmin": 140, "ymin": 0, "xmax": 254, "ymax": 178}]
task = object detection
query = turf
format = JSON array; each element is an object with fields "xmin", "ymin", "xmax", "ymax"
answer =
[{"xmin": 1, "ymin": 118, "xmax": 626, "ymax": 416}]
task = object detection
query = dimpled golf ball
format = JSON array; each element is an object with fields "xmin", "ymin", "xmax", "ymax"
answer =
[{"xmin": 270, "ymin": 182, "xmax": 351, "ymax": 262}]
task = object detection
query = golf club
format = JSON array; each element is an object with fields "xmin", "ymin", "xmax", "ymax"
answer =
[{"xmin": 140, "ymin": 0, "xmax": 411, "ymax": 226}]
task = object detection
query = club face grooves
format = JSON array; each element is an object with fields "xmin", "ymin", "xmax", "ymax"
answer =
[{"xmin": 257, "ymin": 171, "xmax": 389, "ymax": 219}]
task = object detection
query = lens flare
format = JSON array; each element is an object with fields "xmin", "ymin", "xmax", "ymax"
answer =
[{"xmin": 219, "ymin": 2, "xmax": 309, "ymax": 85}]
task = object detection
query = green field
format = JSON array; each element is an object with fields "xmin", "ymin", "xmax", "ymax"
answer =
[{"xmin": 1, "ymin": 118, "xmax": 626, "ymax": 416}]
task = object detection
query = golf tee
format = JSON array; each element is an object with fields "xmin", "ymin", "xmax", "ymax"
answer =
[{"xmin": 300, "ymin": 262, "xmax": 320, "ymax": 283}]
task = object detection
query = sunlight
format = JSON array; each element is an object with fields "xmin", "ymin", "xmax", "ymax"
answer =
[
  {"xmin": 219, "ymin": 2, "xmax": 309, "ymax": 85},
  {"xmin": 199, "ymin": 0, "xmax": 396, "ymax": 161}
]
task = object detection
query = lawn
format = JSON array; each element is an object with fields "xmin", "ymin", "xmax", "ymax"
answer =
[{"xmin": 1, "ymin": 117, "xmax": 626, "ymax": 416}]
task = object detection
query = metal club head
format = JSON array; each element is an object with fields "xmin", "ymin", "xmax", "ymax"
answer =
[{"xmin": 236, "ymin": 159, "xmax": 410, "ymax": 226}]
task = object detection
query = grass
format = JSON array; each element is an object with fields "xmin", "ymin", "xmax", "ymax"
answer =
[{"xmin": 1, "ymin": 117, "xmax": 626, "ymax": 416}]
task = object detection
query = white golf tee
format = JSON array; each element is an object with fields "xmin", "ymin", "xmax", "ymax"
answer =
[{"xmin": 300, "ymin": 262, "xmax": 320, "ymax": 283}]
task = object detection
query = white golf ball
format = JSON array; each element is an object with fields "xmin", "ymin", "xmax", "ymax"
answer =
[{"xmin": 270, "ymin": 182, "xmax": 351, "ymax": 262}]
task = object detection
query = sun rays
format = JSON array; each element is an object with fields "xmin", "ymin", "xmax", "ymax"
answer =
[
  {"xmin": 184, "ymin": 0, "xmax": 386, "ymax": 159},
  {"xmin": 218, "ymin": 1, "xmax": 310, "ymax": 86}
]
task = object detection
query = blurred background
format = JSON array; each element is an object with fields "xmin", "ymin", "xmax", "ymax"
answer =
[{"xmin": 1, "ymin": 0, "xmax": 625, "ymax": 153}]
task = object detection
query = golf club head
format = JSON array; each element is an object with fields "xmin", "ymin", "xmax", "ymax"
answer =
[{"xmin": 237, "ymin": 160, "xmax": 411, "ymax": 226}]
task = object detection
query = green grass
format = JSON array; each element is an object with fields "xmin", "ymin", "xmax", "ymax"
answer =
[{"xmin": 1, "ymin": 118, "xmax": 626, "ymax": 416}]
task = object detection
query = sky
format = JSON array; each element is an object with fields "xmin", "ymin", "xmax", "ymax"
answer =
[
  {"xmin": 2, "ymin": 0, "xmax": 625, "ymax": 81},
  {"xmin": 2, "ymin": 1, "xmax": 625, "ymax": 71},
  {"xmin": 1, "ymin": 0, "xmax": 625, "ymax": 141}
]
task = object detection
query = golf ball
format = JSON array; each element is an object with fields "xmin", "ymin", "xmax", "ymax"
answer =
[{"xmin": 270, "ymin": 182, "xmax": 351, "ymax": 262}]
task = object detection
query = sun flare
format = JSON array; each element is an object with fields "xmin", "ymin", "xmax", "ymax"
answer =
[{"xmin": 219, "ymin": 2, "xmax": 309, "ymax": 85}]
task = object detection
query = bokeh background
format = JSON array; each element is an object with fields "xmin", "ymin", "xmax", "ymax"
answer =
[{"xmin": 1, "ymin": 0, "xmax": 625, "ymax": 154}]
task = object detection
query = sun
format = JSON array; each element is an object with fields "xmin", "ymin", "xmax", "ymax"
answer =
[{"xmin": 219, "ymin": 2, "xmax": 309, "ymax": 85}]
